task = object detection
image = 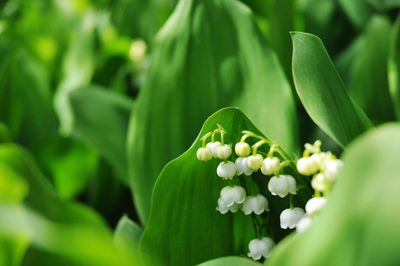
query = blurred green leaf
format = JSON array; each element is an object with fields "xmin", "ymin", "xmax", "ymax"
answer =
[
  {"xmin": 114, "ymin": 215, "xmax": 142, "ymax": 252},
  {"xmin": 197, "ymin": 256, "xmax": 261, "ymax": 266},
  {"xmin": 0, "ymin": 123, "xmax": 11, "ymax": 143},
  {"xmin": 291, "ymin": 32, "xmax": 373, "ymax": 147},
  {"xmin": 388, "ymin": 15, "xmax": 400, "ymax": 120},
  {"xmin": 338, "ymin": 0, "xmax": 373, "ymax": 29},
  {"xmin": 140, "ymin": 107, "xmax": 311, "ymax": 266},
  {"xmin": 348, "ymin": 16, "xmax": 394, "ymax": 123},
  {"xmin": 268, "ymin": 123, "xmax": 400, "ymax": 266},
  {"xmin": 128, "ymin": 0, "xmax": 298, "ymax": 223},
  {"xmin": 69, "ymin": 87, "xmax": 133, "ymax": 183}
]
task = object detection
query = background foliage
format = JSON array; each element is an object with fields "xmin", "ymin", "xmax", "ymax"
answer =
[{"xmin": 0, "ymin": 0, "xmax": 399, "ymax": 265}]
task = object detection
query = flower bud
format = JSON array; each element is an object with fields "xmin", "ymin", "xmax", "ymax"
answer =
[
  {"xmin": 305, "ymin": 197, "xmax": 327, "ymax": 215},
  {"xmin": 311, "ymin": 173, "xmax": 329, "ymax": 192},
  {"xmin": 261, "ymin": 157, "xmax": 280, "ymax": 175},
  {"xmin": 247, "ymin": 154, "xmax": 264, "ymax": 171},
  {"xmin": 235, "ymin": 142, "xmax": 251, "ymax": 157},
  {"xmin": 268, "ymin": 175, "xmax": 297, "ymax": 198},
  {"xmin": 296, "ymin": 215, "xmax": 312, "ymax": 233},
  {"xmin": 296, "ymin": 156, "xmax": 319, "ymax": 176},
  {"xmin": 196, "ymin": 147, "xmax": 212, "ymax": 161},
  {"xmin": 241, "ymin": 195, "xmax": 269, "ymax": 215},
  {"xmin": 247, "ymin": 237, "xmax": 275, "ymax": 260},
  {"xmin": 206, "ymin": 141, "xmax": 222, "ymax": 158},
  {"xmin": 324, "ymin": 159, "xmax": 343, "ymax": 181},
  {"xmin": 280, "ymin": 207, "xmax": 305, "ymax": 229},
  {"xmin": 219, "ymin": 186, "xmax": 246, "ymax": 207},
  {"xmin": 235, "ymin": 157, "xmax": 253, "ymax": 176},
  {"xmin": 216, "ymin": 161, "xmax": 236, "ymax": 180},
  {"xmin": 216, "ymin": 144, "xmax": 232, "ymax": 160}
]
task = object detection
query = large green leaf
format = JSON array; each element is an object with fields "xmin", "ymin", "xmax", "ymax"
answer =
[
  {"xmin": 197, "ymin": 256, "xmax": 261, "ymax": 266},
  {"xmin": 128, "ymin": 0, "xmax": 298, "ymax": 223},
  {"xmin": 140, "ymin": 107, "xmax": 311, "ymax": 266},
  {"xmin": 268, "ymin": 123, "xmax": 400, "ymax": 266},
  {"xmin": 348, "ymin": 16, "xmax": 394, "ymax": 123},
  {"xmin": 388, "ymin": 15, "xmax": 400, "ymax": 120},
  {"xmin": 291, "ymin": 32, "xmax": 373, "ymax": 147},
  {"xmin": 69, "ymin": 87, "xmax": 133, "ymax": 183}
]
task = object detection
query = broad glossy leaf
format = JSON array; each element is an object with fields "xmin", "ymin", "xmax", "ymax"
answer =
[
  {"xmin": 114, "ymin": 215, "xmax": 142, "ymax": 252},
  {"xmin": 69, "ymin": 87, "xmax": 133, "ymax": 183},
  {"xmin": 388, "ymin": 15, "xmax": 400, "ymax": 120},
  {"xmin": 128, "ymin": 0, "xmax": 298, "ymax": 223},
  {"xmin": 291, "ymin": 32, "xmax": 373, "ymax": 147},
  {"xmin": 197, "ymin": 256, "xmax": 261, "ymax": 266},
  {"xmin": 348, "ymin": 16, "xmax": 395, "ymax": 123},
  {"xmin": 268, "ymin": 123, "xmax": 400, "ymax": 266},
  {"xmin": 140, "ymin": 108, "xmax": 311, "ymax": 266}
]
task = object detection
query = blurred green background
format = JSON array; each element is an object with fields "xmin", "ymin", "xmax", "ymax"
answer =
[{"xmin": 0, "ymin": 0, "xmax": 399, "ymax": 265}]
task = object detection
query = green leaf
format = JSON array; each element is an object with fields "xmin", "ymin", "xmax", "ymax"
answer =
[
  {"xmin": 338, "ymin": 0, "xmax": 373, "ymax": 29},
  {"xmin": 268, "ymin": 123, "xmax": 400, "ymax": 266},
  {"xmin": 69, "ymin": 87, "xmax": 133, "ymax": 183},
  {"xmin": 197, "ymin": 256, "xmax": 261, "ymax": 266},
  {"xmin": 388, "ymin": 15, "xmax": 400, "ymax": 120},
  {"xmin": 139, "ymin": 107, "xmax": 311, "ymax": 266},
  {"xmin": 114, "ymin": 215, "xmax": 142, "ymax": 252},
  {"xmin": 291, "ymin": 32, "xmax": 373, "ymax": 147},
  {"xmin": 0, "ymin": 123, "xmax": 11, "ymax": 144},
  {"xmin": 348, "ymin": 16, "xmax": 395, "ymax": 123},
  {"xmin": 128, "ymin": 0, "xmax": 298, "ymax": 223}
]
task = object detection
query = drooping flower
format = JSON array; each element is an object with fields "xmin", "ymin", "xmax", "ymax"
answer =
[
  {"xmin": 235, "ymin": 142, "xmax": 251, "ymax": 157},
  {"xmin": 206, "ymin": 141, "xmax": 222, "ymax": 158},
  {"xmin": 305, "ymin": 197, "xmax": 327, "ymax": 216},
  {"xmin": 324, "ymin": 159, "xmax": 343, "ymax": 181},
  {"xmin": 311, "ymin": 173, "xmax": 329, "ymax": 192},
  {"xmin": 216, "ymin": 197, "xmax": 240, "ymax": 214},
  {"xmin": 261, "ymin": 157, "xmax": 280, "ymax": 175},
  {"xmin": 280, "ymin": 207, "xmax": 305, "ymax": 229},
  {"xmin": 296, "ymin": 215, "xmax": 313, "ymax": 233},
  {"xmin": 247, "ymin": 154, "xmax": 264, "ymax": 171},
  {"xmin": 268, "ymin": 175, "xmax": 297, "ymax": 198},
  {"xmin": 216, "ymin": 161, "xmax": 236, "ymax": 180},
  {"xmin": 218, "ymin": 186, "xmax": 246, "ymax": 207},
  {"xmin": 241, "ymin": 195, "xmax": 269, "ymax": 215},
  {"xmin": 216, "ymin": 144, "xmax": 232, "ymax": 160},
  {"xmin": 196, "ymin": 147, "xmax": 213, "ymax": 161},
  {"xmin": 235, "ymin": 157, "xmax": 253, "ymax": 176},
  {"xmin": 247, "ymin": 237, "xmax": 275, "ymax": 260}
]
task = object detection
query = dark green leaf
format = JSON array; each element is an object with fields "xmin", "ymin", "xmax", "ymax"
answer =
[
  {"xmin": 291, "ymin": 32, "xmax": 373, "ymax": 147},
  {"xmin": 69, "ymin": 87, "xmax": 133, "ymax": 183},
  {"xmin": 268, "ymin": 123, "xmax": 400, "ymax": 266},
  {"xmin": 388, "ymin": 15, "xmax": 400, "ymax": 120},
  {"xmin": 128, "ymin": 0, "xmax": 298, "ymax": 223},
  {"xmin": 338, "ymin": 0, "xmax": 373, "ymax": 29}
]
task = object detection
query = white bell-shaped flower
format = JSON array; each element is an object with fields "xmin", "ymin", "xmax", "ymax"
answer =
[
  {"xmin": 247, "ymin": 154, "xmax": 264, "ymax": 171},
  {"xmin": 196, "ymin": 147, "xmax": 212, "ymax": 161},
  {"xmin": 280, "ymin": 207, "xmax": 305, "ymax": 229},
  {"xmin": 235, "ymin": 142, "xmax": 251, "ymax": 157},
  {"xmin": 324, "ymin": 159, "xmax": 343, "ymax": 181},
  {"xmin": 241, "ymin": 195, "xmax": 269, "ymax": 215},
  {"xmin": 216, "ymin": 144, "xmax": 232, "ymax": 160},
  {"xmin": 268, "ymin": 175, "xmax": 297, "ymax": 198},
  {"xmin": 216, "ymin": 197, "xmax": 240, "ymax": 214},
  {"xmin": 219, "ymin": 186, "xmax": 246, "ymax": 207},
  {"xmin": 305, "ymin": 197, "xmax": 327, "ymax": 216},
  {"xmin": 296, "ymin": 215, "xmax": 312, "ymax": 233},
  {"xmin": 311, "ymin": 173, "xmax": 329, "ymax": 192},
  {"xmin": 235, "ymin": 157, "xmax": 253, "ymax": 176},
  {"xmin": 296, "ymin": 156, "xmax": 319, "ymax": 176},
  {"xmin": 206, "ymin": 141, "xmax": 222, "ymax": 158},
  {"xmin": 247, "ymin": 237, "xmax": 275, "ymax": 260},
  {"xmin": 261, "ymin": 157, "xmax": 280, "ymax": 175},
  {"xmin": 216, "ymin": 161, "xmax": 236, "ymax": 180}
]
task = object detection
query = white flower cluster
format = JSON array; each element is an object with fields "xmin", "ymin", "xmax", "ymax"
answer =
[{"xmin": 294, "ymin": 140, "xmax": 343, "ymax": 233}]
